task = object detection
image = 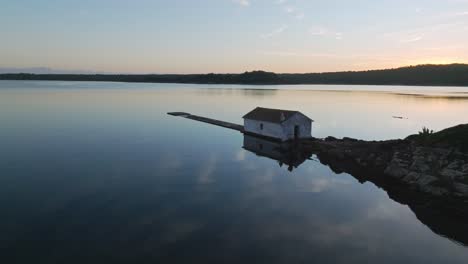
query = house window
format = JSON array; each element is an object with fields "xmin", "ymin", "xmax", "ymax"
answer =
[{"xmin": 260, "ymin": 123, "xmax": 264, "ymax": 130}]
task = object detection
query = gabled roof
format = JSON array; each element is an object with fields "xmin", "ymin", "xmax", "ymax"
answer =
[{"xmin": 242, "ymin": 107, "xmax": 312, "ymax": 123}]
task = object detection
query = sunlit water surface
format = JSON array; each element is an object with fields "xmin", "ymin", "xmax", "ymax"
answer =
[{"xmin": 1, "ymin": 81, "xmax": 468, "ymax": 263}]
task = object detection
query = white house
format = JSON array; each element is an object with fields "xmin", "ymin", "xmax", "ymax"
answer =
[{"xmin": 242, "ymin": 107, "xmax": 313, "ymax": 141}]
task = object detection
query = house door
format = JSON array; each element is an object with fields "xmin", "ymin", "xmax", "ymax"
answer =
[{"xmin": 294, "ymin": 125, "xmax": 300, "ymax": 139}]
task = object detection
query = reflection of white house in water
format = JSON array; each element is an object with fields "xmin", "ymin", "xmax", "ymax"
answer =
[
  {"xmin": 243, "ymin": 135, "xmax": 312, "ymax": 172},
  {"xmin": 243, "ymin": 107, "xmax": 313, "ymax": 142}
]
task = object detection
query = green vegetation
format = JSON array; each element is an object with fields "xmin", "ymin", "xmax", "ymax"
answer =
[
  {"xmin": 1, "ymin": 64, "xmax": 468, "ymax": 86},
  {"xmin": 407, "ymin": 124, "xmax": 468, "ymax": 151},
  {"xmin": 0, "ymin": 70, "xmax": 281, "ymax": 85},
  {"xmin": 282, "ymin": 64, "xmax": 468, "ymax": 86},
  {"xmin": 409, "ymin": 126, "xmax": 436, "ymax": 145},
  {"xmin": 419, "ymin": 127, "xmax": 434, "ymax": 136}
]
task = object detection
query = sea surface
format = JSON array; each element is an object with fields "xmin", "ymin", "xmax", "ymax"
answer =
[{"xmin": 1, "ymin": 80, "xmax": 468, "ymax": 263}]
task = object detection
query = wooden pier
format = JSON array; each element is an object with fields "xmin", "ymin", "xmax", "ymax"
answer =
[{"xmin": 168, "ymin": 112, "xmax": 244, "ymax": 132}]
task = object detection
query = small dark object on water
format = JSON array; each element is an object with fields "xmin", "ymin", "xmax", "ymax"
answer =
[{"xmin": 392, "ymin": 116, "xmax": 408, "ymax": 119}]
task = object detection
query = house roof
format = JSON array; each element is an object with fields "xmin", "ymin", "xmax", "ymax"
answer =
[{"xmin": 242, "ymin": 107, "xmax": 312, "ymax": 123}]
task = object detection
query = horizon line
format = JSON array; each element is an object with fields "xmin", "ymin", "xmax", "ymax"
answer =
[{"xmin": 1, "ymin": 63, "xmax": 467, "ymax": 75}]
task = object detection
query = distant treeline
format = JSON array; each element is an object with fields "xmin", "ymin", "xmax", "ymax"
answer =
[{"xmin": 2, "ymin": 64, "xmax": 468, "ymax": 86}]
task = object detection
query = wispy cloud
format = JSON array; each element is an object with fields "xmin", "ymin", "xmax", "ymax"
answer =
[
  {"xmin": 309, "ymin": 27, "xmax": 328, "ymax": 35},
  {"xmin": 283, "ymin": 5, "xmax": 305, "ymax": 20},
  {"xmin": 285, "ymin": 6, "xmax": 295, "ymax": 13},
  {"xmin": 443, "ymin": 11, "xmax": 468, "ymax": 17},
  {"xmin": 434, "ymin": 10, "xmax": 468, "ymax": 20},
  {"xmin": 309, "ymin": 26, "xmax": 343, "ymax": 40},
  {"xmin": 261, "ymin": 25, "xmax": 288, "ymax": 38},
  {"xmin": 381, "ymin": 30, "xmax": 424, "ymax": 44},
  {"xmin": 260, "ymin": 50, "xmax": 409, "ymax": 64},
  {"xmin": 400, "ymin": 34, "xmax": 423, "ymax": 43},
  {"xmin": 198, "ymin": 154, "xmax": 217, "ymax": 184},
  {"xmin": 233, "ymin": 0, "xmax": 250, "ymax": 6},
  {"xmin": 452, "ymin": 11, "xmax": 468, "ymax": 16},
  {"xmin": 335, "ymin": 32, "xmax": 343, "ymax": 40},
  {"xmin": 381, "ymin": 21, "xmax": 466, "ymax": 44},
  {"xmin": 261, "ymin": 51, "xmax": 340, "ymax": 58},
  {"xmin": 295, "ymin": 12, "xmax": 305, "ymax": 19}
]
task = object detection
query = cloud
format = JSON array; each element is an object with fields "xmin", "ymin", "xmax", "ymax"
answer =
[
  {"xmin": 380, "ymin": 21, "xmax": 465, "ymax": 44},
  {"xmin": 260, "ymin": 51, "xmax": 341, "ymax": 58},
  {"xmin": 261, "ymin": 25, "xmax": 288, "ymax": 38},
  {"xmin": 235, "ymin": 150, "xmax": 247, "ymax": 161},
  {"xmin": 198, "ymin": 154, "xmax": 217, "ymax": 184},
  {"xmin": 452, "ymin": 11, "xmax": 468, "ymax": 16},
  {"xmin": 400, "ymin": 34, "xmax": 423, "ymax": 43},
  {"xmin": 309, "ymin": 26, "xmax": 343, "ymax": 40},
  {"xmin": 295, "ymin": 12, "xmax": 305, "ymax": 20},
  {"xmin": 334, "ymin": 32, "xmax": 343, "ymax": 40},
  {"xmin": 277, "ymin": 0, "xmax": 287, "ymax": 4},
  {"xmin": 285, "ymin": 6, "xmax": 295, "ymax": 13},
  {"xmin": 233, "ymin": 0, "xmax": 250, "ymax": 6},
  {"xmin": 434, "ymin": 10, "xmax": 468, "ymax": 19},
  {"xmin": 309, "ymin": 26, "xmax": 328, "ymax": 35},
  {"xmin": 283, "ymin": 5, "xmax": 305, "ymax": 19}
]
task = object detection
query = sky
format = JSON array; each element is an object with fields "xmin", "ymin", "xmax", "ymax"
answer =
[{"xmin": 1, "ymin": 0, "xmax": 468, "ymax": 74}]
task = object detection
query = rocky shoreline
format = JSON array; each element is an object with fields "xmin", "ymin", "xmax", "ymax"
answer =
[
  {"xmin": 303, "ymin": 134, "xmax": 468, "ymax": 199},
  {"xmin": 293, "ymin": 126, "xmax": 468, "ymax": 246}
]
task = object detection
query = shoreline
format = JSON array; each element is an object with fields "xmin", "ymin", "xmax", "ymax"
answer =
[
  {"xmin": 301, "ymin": 132, "xmax": 468, "ymax": 199},
  {"xmin": 305, "ymin": 137, "xmax": 468, "ymax": 246},
  {"xmin": 2, "ymin": 64, "xmax": 468, "ymax": 87},
  {"xmin": 1, "ymin": 78, "xmax": 468, "ymax": 87},
  {"xmin": 2, "ymin": 79, "xmax": 468, "ymax": 90}
]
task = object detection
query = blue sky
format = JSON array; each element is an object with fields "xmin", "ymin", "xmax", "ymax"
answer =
[{"xmin": 1, "ymin": 0, "xmax": 468, "ymax": 73}]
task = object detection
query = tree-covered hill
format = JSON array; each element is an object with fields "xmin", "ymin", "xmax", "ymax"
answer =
[
  {"xmin": 1, "ymin": 64, "xmax": 468, "ymax": 86},
  {"xmin": 281, "ymin": 64, "xmax": 468, "ymax": 86}
]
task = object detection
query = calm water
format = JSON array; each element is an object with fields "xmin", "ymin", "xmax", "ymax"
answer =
[{"xmin": 1, "ymin": 80, "xmax": 468, "ymax": 263}]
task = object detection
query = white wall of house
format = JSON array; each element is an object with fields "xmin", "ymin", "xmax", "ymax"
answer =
[
  {"xmin": 281, "ymin": 113, "xmax": 312, "ymax": 140},
  {"xmin": 244, "ymin": 119, "xmax": 283, "ymax": 139},
  {"xmin": 244, "ymin": 113, "xmax": 312, "ymax": 141}
]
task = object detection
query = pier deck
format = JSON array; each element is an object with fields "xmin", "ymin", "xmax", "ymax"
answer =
[{"xmin": 168, "ymin": 112, "xmax": 244, "ymax": 132}]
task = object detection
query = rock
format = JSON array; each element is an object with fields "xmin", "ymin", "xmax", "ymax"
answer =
[
  {"xmin": 401, "ymin": 172, "xmax": 421, "ymax": 183},
  {"xmin": 420, "ymin": 185, "xmax": 449, "ymax": 196},
  {"xmin": 415, "ymin": 174, "xmax": 439, "ymax": 187},
  {"xmin": 384, "ymin": 162, "xmax": 409, "ymax": 179},
  {"xmin": 303, "ymin": 132, "xmax": 468, "ymax": 199},
  {"xmin": 440, "ymin": 168, "xmax": 466, "ymax": 180},
  {"xmin": 453, "ymin": 183, "xmax": 468, "ymax": 196},
  {"xmin": 462, "ymin": 164, "xmax": 468, "ymax": 173},
  {"xmin": 410, "ymin": 155, "xmax": 432, "ymax": 173},
  {"xmin": 447, "ymin": 161, "xmax": 460, "ymax": 170}
]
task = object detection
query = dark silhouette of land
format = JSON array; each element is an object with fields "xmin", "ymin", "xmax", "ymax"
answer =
[
  {"xmin": 2, "ymin": 64, "xmax": 468, "ymax": 86},
  {"xmin": 239, "ymin": 128, "xmax": 468, "ymax": 246}
]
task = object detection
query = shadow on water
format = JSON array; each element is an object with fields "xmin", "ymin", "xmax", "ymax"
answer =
[
  {"xmin": 393, "ymin": 93, "xmax": 468, "ymax": 100},
  {"xmin": 243, "ymin": 134, "xmax": 468, "ymax": 247},
  {"xmin": 243, "ymin": 135, "xmax": 312, "ymax": 172},
  {"xmin": 198, "ymin": 87, "xmax": 468, "ymax": 101}
]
